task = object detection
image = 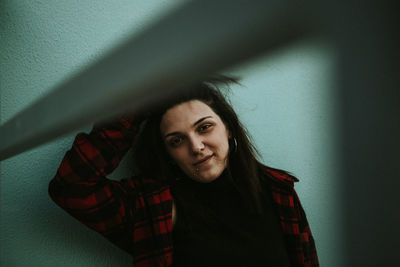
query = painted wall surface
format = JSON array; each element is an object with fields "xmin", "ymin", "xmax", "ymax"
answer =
[
  {"xmin": 228, "ymin": 43, "xmax": 343, "ymax": 266},
  {"xmin": 1, "ymin": 1, "xmax": 342, "ymax": 266}
]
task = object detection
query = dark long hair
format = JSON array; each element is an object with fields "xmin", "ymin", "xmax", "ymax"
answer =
[{"xmin": 134, "ymin": 75, "xmax": 264, "ymax": 213}]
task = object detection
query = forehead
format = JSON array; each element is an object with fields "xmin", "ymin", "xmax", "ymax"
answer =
[{"xmin": 160, "ymin": 100, "xmax": 218, "ymax": 133}]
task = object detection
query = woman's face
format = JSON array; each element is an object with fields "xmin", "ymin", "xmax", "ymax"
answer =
[{"xmin": 160, "ymin": 100, "xmax": 230, "ymax": 183}]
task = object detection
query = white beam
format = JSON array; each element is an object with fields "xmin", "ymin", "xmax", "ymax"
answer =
[{"xmin": 0, "ymin": 0, "xmax": 309, "ymax": 160}]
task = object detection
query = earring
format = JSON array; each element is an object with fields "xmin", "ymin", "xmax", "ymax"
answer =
[
  {"xmin": 231, "ymin": 137, "xmax": 238, "ymax": 153},
  {"xmin": 234, "ymin": 137, "xmax": 238, "ymax": 152}
]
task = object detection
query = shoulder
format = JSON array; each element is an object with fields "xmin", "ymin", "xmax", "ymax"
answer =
[
  {"xmin": 258, "ymin": 164, "xmax": 299, "ymax": 188},
  {"xmin": 120, "ymin": 175, "xmax": 171, "ymax": 195}
]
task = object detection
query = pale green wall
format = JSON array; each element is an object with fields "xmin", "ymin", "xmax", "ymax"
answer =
[
  {"xmin": 1, "ymin": 1, "xmax": 342, "ymax": 266},
  {"xmin": 228, "ymin": 42, "xmax": 343, "ymax": 266}
]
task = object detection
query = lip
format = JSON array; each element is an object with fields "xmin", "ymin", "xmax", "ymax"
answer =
[{"xmin": 193, "ymin": 154, "xmax": 213, "ymax": 166}]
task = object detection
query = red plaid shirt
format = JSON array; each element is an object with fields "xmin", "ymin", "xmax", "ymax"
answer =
[{"xmin": 49, "ymin": 116, "xmax": 318, "ymax": 266}]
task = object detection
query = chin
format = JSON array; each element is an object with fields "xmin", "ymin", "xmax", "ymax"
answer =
[{"xmin": 194, "ymin": 169, "xmax": 223, "ymax": 183}]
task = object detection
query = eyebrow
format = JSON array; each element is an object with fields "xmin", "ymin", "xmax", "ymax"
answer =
[{"xmin": 164, "ymin": 116, "xmax": 213, "ymax": 138}]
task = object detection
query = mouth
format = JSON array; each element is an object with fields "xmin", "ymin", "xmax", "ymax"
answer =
[{"xmin": 193, "ymin": 154, "xmax": 214, "ymax": 166}]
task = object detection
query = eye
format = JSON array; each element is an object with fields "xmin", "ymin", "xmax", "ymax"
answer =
[
  {"xmin": 169, "ymin": 136, "xmax": 183, "ymax": 147},
  {"xmin": 198, "ymin": 123, "xmax": 213, "ymax": 132}
]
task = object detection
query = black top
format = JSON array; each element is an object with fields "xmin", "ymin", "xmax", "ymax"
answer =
[{"xmin": 171, "ymin": 170, "xmax": 291, "ymax": 266}]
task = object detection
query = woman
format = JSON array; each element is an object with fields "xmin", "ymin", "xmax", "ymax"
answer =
[{"xmin": 49, "ymin": 76, "xmax": 318, "ymax": 266}]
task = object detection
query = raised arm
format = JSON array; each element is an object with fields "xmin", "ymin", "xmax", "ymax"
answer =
[{"xmin": 48, "ymin": 113, "xmax": 144, "ymax": 254}]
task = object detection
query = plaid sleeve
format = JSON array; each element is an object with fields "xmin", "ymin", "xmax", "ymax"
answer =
[
  {"xmin": 291, "ymin": 188, "xmax": 319, "ymax": 266},
  {"xmin": 264, "ymin": 166, "xmax": 319, "ymax": 266},
  {"xmin": 48, "ymin": 115, "xmax": 142, "ymax": 254}
]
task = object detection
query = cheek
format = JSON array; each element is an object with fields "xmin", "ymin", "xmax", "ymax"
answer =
[
  {"xmin": 168, "ymin": 147, "xmax": 190, "ymax": 167},
  {"xmin": 215, "ymin": 132, "xmax": 230, "ymax": 157},
  {"xmin": 221, "ymin": 139, "xmax": 230, "ymax": 159}
]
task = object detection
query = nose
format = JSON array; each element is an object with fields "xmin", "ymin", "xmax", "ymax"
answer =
[{"xmin": 189, "ymin": 135, "xmax": 205, "ymax": 154}]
